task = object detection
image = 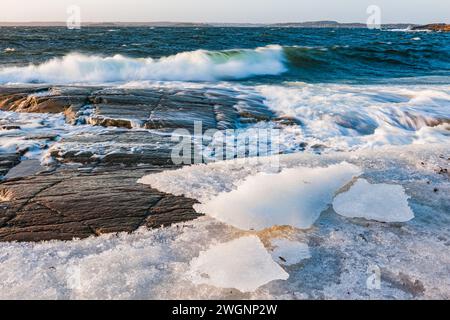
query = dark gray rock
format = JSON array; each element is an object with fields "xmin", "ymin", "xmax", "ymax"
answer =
[
  {"xmin": 0, "ymin": 85, "xmax": 282, "ymax": 242},
  {"xmin": 0, "ymin": 166, "xmax": 200, "ymax": 242},
  {"xmin": 1, "ymin": 86, "xmax": 276, "ymax": 131},
  {"xmin": 0, "ymin": 153, "xmax": 21, "ymax": 178}
]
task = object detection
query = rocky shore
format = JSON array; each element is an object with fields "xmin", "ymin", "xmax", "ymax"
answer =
[
  {"xmin": 0, "ymin": 85, "xmax": 278, "ymax": 242},
  {"xmin": 412, "ymin": 24, "xmax": 450, "ymax": 32}
]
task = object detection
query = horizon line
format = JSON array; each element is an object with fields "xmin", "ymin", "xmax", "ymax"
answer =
[{"xmin": 0, "ymin": 20, "xmax": 435, "ymax": 26}]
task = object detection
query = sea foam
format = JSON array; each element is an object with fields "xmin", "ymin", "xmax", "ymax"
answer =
[
  {"xmin": 0, "ymin": 45, "xmax": 286, "ymax": 84},
  {"xmin": 257, "ymin": 83, "xmax": 450, "ymax": 152}
]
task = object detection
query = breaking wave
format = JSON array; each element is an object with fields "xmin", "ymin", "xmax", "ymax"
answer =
[
  {"xmin": 0, "ymin": 45, "xmax": 287, "ymax": 84},
  {"xmin": 1, "ymin": 42, "xmax": 448, "ymax": 85}
]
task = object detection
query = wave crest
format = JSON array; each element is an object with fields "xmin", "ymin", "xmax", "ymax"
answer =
[{"xmin": 0, "ymin": 45, "xmax": 286, "ymax": 84}]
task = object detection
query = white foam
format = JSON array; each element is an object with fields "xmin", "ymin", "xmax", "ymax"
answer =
[
  {"xmin": 0, "ymin": 111, "xmax": 64, "ymax": 157},
  {"xmin": 388, "ymin": 27, "xmax": 432, "ymax": 33},
  {"xmin": 117, "ymin": 81, "xmax": 449, "ymax": 154},
  {"xmin": 0, "ymin": 110, "xmax": 109, "ymax": 164},
  {"xmin": 333, "ymin": 179, "xmax": 414, "ymax": 222},
  {"xmin": 0, "ymin": 46, "xmax": 286, "ymax": 84},
  {"xmin": 270, "ymin": 239, "xmax": 310, "ymax": 266},
  {"xmin": 189, "ymin": 236, "xmax": 288, "ymax": 292},
  {"xmin": 257, "ymin": 83, "xmax": 450, "ymax": 152}
]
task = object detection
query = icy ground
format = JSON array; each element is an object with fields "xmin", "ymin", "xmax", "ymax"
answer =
[{"xmin": 0, "ymin": 145, "xmax": 449, "ymax": 299}]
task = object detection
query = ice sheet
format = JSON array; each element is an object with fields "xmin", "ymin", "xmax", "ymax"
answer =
[
  {"xmin": 270, "ymin": 238, "xmax": 311, "ymax": 266},
  {"xmin": 189, "ymin": 236, "xmax": 289, "ymax": 292},
  {"xmin": 333, "ymin": 179, "xmax": 414, "ymax": 222},
  {"xmin": 194, "ymin": 163, "xmax": 362, "ymax": 230}
]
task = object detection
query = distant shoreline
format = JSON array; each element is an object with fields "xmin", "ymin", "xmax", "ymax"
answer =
[{"xmin": 0, "ymin": 21, "xmax": 422, "ymax": 28}]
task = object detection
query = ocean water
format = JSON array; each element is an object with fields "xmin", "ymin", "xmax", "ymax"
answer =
[
  {"xmin": 0, "ymin": 27, "xmax": 449, "ymax": 299},
  {"xmin": 1, "ymin": 27, "xmax": 449, "ymax": 152},
  {"xmin": 0, "ymin": 27, "xmax": 449, "ymax": 84}
]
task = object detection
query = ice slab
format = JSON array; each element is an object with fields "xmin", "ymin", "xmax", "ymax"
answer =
[
  {"xmin": 270, "ymin": 238, "xmax": 311, "ymax": 266},
  {"xmin": 194, "ymin": 163, "xmax": 362, "ymax": 230},
  {"xmin": 332, "ymin": 178, "xmax": 414, "ymax": 222},
  {"xmin": 188, "ymin": 236, "xmax": 288, "ymax": 293}
]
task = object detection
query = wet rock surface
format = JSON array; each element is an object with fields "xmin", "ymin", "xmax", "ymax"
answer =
[
  {"xmin": 0, "ymin": 153, "xmax": 21, "ymax": 178},
  {"xmin": 0, "ymin": 86, "xmax": 275, "ymax": 131},
  {"xmin": 49, "ymin": 130, "xmax": 178, "ymax": 166},
  {"xmin": 0, "ymin": 85, "xmax": 277, "ymax": 242}
]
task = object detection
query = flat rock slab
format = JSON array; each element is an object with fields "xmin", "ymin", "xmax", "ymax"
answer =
[
  {"xmin": 4, "ymin": 159, "xmax": 44, "ymax": 180},
  {"xmin": 0, "ymin": 85, "xmax": 280, "ymax": 242},
  {"xmin": 0, "ymin": 153, "xmax": 21, "ymax": 179},
  {"xmin": 0, "ymin": 166, "xmax": 200, "ymax": 242},
  {"xmin": 0, "ymin": 86, "xmax": 276, "ymax": 131},
  {"xmin": 50, "ymin": 129, "xmax": 179, "ymax": 166}
]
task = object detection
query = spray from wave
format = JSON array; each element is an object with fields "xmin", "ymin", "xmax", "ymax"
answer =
[
  {"xmin": 1, "ymin": 43, "xmax": 448, "ymax": 85},
  {"xmin": 0, "ymin": 45, "xmax": 287, "ymax": 84}
]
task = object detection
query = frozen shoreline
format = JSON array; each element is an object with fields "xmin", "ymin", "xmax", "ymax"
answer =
[
  {"xmin": 0, "ymin": 81, "xmax": 449, "ymax": 299},
  {"xmin": 1, "ymin": 144, "xmax": 449, "ymax": 299},
  {"xmin": 0, "ymin": 25, "xmax": 449, "ymax": 300}
]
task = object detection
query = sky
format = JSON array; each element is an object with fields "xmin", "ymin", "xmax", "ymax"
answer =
[{"xmin": 0, "ymin": 0, "xmax": 448, "ymax": 24}]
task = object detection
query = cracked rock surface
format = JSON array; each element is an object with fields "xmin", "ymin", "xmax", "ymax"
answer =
[{"xmin": 0, "ymin": 85, "xmax": 278, "ymax": 242}]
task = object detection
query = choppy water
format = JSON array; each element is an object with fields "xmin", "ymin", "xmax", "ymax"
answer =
[
  {"xmin": 0, "ymin": 27, "xmax": 449, "ymax": 153},
  {"xmin": 0, "ymin": 27, "xmax": 449, "ymax": 84}
]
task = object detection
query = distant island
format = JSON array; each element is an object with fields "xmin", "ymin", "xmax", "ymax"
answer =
[
  {"xmin": 0, "ymin": 20, "xmax": 448, "ymax": 31},
  {"xmin": 411, "ymin": 23, "xmax": 450, "ymax": 32}
]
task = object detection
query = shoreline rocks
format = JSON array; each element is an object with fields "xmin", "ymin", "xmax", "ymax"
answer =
[
  {"xmin": 411, "ymin": 24, "xmax": 450, "ymax": 32},
  {"xmin": 0, "ymin": 166, "xmax": 201, "ymax": 242},
  {"xmin": 0, "ymin": 85, "xmax": 281, "ymax": 242}
]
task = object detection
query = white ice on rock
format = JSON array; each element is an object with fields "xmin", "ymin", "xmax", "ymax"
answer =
[
  {"xmin": 194, "ymin": 163, "xmax": 361, "ymax": 230},
  {"xmin": 0, "ymin": 111, "xmax": 64, "ymax": 156},
  {"xmin": 333, "ymin": 178, "xmax": 414, "ymax": 222},
  {"xmin": 0, "ymin": 146, "xmax": 449, "ymax": 299},
  {"xmin": 0, "ymin": 110, "xmax": 109, "ymax": 166},
  {"xmin": 270, "ymin": 238, "xmax": 311, "ymax": 266},
  {"xmin": 189, "ymin": 236, "xmax": 288, "ymax": 293}
]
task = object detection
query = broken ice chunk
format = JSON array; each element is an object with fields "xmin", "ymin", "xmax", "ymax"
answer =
[
  {"xmin": 194, "ymin": 162, "xmax": 362, "ymax": 230},
  {"xmin": 188, "ymin": 236, "xmax": 288, "ymax": 293},
  {"xmin": 332, "ymin": 178, "xmax": 414, "ymax": 222},
  {"xmin": 270, "ymin": 238, "xmax": 311, "ymax": 266}
]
